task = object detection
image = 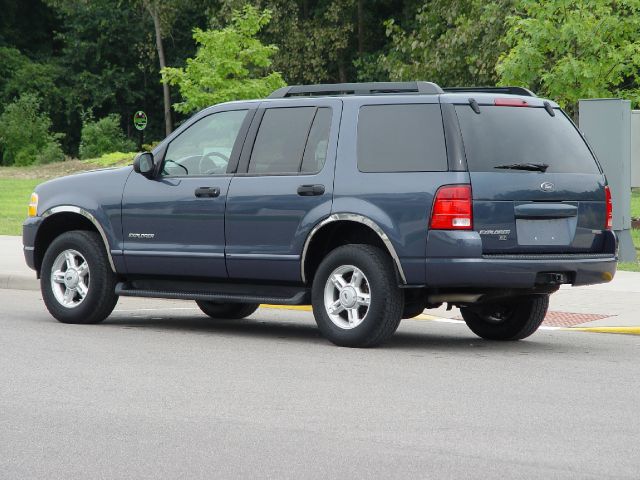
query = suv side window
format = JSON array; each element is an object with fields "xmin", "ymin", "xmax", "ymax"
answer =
[
  {"xmin": 301, "ymin": 108, "xmax": 332, "ymax": 173},
  {"xmin": 248, "ymin": 107, "xmax": 331, "ymax": 175},
  {"xmin": 162, "ymin": 109, "xmax": 247, "ymax": 177},
  {"xmin": 357, "ymin": 104, "xmax": 447, "ymax": 172}
]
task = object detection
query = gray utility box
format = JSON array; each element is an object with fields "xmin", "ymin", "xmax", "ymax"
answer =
[
  {"xmin": 632, "ymin": 111, "xmax": 640, "ymax": 188},
  {"xmin": 579, "ymin": 99, "xmax": 635, "ymax": 262}
]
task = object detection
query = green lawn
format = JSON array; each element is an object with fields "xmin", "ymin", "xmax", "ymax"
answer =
[
  {"xmin": 0, "ymin": 178, "xmax": 41, "ymax": 235},
  {"xmin": 0, "ymin": 152, "xmax": 135, "ymax": 235},
  {"xmin": 618, "ymin": 229, "xmax": 640, "ymax": 271},
  {"xmin": 632, "ymin": 188, "xmax": 640, "ymax": 220}
]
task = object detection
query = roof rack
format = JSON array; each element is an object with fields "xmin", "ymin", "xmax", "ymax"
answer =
[
  {"xmin": 268, "ymin": 81, "xmax": 444, "ymax": 99},
  {"xmin": 442, "ymin": 86, "xmax": 537, "ymax": 97}
]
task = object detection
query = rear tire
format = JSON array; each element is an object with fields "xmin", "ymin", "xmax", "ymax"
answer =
[
  {"xmin": 460, "ymin": 295, "xmax": 549, "ymax": 341},
  {"xmin": 41, "ymin": 230, "xmax": 118, "ymax": 324},
  {"xmin": 196, "ymin": 301, "xmax": 259, "ymax": 320},
  {"xmin": 311, "ymin": 244, "xmax": 403, "ymax": 347},
  {"xmin": 402, "ymin": 300, "xmax": 426, "ymax": 319}
]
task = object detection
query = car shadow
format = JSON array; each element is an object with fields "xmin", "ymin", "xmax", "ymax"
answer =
[{"xmin": 102, "ymin": 313, "xmax": 575, "ymax": 354}]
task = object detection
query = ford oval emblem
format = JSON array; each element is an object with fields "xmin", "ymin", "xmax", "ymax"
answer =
[{"xmin": 540, "ymin": 181, "xmax": 555, "ymax": 192}]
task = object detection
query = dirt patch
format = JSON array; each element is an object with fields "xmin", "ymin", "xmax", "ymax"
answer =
[{"xmin": 0, "ymin": 158, "xmax": 131, "ymax": 180}]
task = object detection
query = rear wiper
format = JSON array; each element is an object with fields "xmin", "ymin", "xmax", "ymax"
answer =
[{"xmin": 494, "ymin": 162, "xmax": 549, "ymax": 172}]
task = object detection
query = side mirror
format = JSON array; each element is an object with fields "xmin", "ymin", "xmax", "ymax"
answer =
[{"xmin": 133, "ymin": 152, "xmax": 155, "ymax": 178}]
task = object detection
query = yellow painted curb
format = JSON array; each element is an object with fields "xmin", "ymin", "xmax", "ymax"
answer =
[
  {"xmin": 565, "ymin": 326, "xmax": 640, "ymax": 336},
  {"xmin": 260, "ymin": 304, "xmax": 312, "ymax": 312},
  {"xmin": 259, "ymin": 306, "xmax": 640, "ymax": 336},
  {"xmin": 260, "ymin": 306, "xmax": 446, "ymax": 322},
  {"xmin": 415, "ymin": 313, "xmax": 444, "ymax": 321}
]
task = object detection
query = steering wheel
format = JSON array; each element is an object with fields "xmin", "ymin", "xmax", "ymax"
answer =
[{"xmin": 199, "ymin": 151, "xmax": 229, "ymax": 175}]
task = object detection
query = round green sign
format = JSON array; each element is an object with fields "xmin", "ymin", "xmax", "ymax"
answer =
[{"xmin": 133, "ymin": 111, "xmax": 147, "ymax": 131}]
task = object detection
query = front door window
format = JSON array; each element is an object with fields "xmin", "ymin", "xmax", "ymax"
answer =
[{"xmin": 162, "ymin": 109, "xmax": 248, "ymax": 176}]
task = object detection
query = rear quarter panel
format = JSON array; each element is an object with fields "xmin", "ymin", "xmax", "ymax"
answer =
[{"xmin": 333, "ymin": 97, "xmax": 469, "ymax": 285}]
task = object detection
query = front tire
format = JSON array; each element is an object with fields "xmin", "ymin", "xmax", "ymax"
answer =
[
  {"xmin": 41, "ymin": 230, "xmax": 118, "ymax": 324},
  {"xmin": 196, "ymin": 301, "xmax": 259, "ymax": 320},
  {"xmin": 312, "ymin": 244, "xmax": 404, "ymax": 347},
  {"xmin": 460, "ymin": 295, "xmax": 549, "ymax": 341}
]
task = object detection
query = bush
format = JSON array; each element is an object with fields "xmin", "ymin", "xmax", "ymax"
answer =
[
  {"xmin": 0, "ymin": 94, "xmax": 64, "ymax": 166},
  {"xmin": 79, "ymin": 114, "xmax": 136, "ymax": 159}
]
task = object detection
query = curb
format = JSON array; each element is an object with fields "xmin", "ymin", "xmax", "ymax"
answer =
[
  {"xmin": 0, "ymin": 274, "xmax": 39, "ymax": 291},
  {"xmin": 261, "ymin": 305, "xmax": 640, "ymax": 336}
]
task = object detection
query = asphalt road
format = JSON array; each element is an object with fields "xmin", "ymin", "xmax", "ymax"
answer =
[{"xmin": 1, "ymin": 288, "xmax": 639, "ymax": 480}]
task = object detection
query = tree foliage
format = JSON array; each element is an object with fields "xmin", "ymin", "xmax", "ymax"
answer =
[
  {"xmin": 161, "ymin": 5, "xmax": 286, "ymax": 113},
  {"xmin": 79, "ymin": 114, "xmax": 136, "ymax": 159},
  {"xmin": 497, "ymin": 0, "xmax": 640, "ymax": 114},
  {"xmin": 0, "ymin": 94, "xmax": 64, "ymax": 166},
  {"xmin": 2, "ymin": 0, "xmax": 640, "ymax": 162},
  {"xmin": 376, "ymin": 0, "xmax": 515, "ymax": 86}
]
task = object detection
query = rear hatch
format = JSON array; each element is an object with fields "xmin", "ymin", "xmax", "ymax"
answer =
[{"xmin": 454, "ymin": 97, "xmax": 608, "ymax": 254}]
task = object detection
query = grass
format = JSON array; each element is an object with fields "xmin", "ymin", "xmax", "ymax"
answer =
[
  {"xmin": 0, "ymin": 178, "xmax": 42, "ymax": 235},
  {"xmin": 617, "ymin": 228, "xmax": 640, "ymax": 272},
  {"xmin": 632, "ymin": 188, "xmax": 640, "ymax": 220},
  {"xmin": 0, "ymin": 152, "xmax": 134, "ymax": 235}
]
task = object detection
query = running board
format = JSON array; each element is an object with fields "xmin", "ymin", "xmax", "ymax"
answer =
[{"xmin": 115, "ymin": 282, "xmax": 310, "ymax": 305}]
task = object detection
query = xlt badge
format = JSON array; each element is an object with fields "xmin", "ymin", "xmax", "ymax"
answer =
[{"xmin": 479, "ymin": 229, "xmax": 511, "ymax": 241}]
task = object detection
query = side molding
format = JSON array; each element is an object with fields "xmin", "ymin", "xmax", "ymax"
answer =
[
  {"xmin": 300, "ymin": 213, "xmax": 407, "ymax": 284},
  {"xmin": 41, "ymin": 206, "xmax": 116, "ymax": 272}
]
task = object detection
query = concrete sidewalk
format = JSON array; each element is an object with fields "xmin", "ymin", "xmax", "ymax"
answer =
[
  {"xmin": 2, "ymin": 235, "xmax": 638, "ymax": 329},
  {"xmin": 0, "ymin": 235, "xmax": 40, "ymax": 290}
]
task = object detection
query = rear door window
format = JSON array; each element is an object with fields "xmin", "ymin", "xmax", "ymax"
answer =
[
  {"xmin": 357, "ymin": 104, "xmax": 447, "ymax": 172},
  {"xmin": 455, "ymin": 105, "xmax": 600, "ymax": 174},
  {"xmin": 301, "ymin": 108, "xmax": 332, "ymax": 173},
  {"xmin": 248, "ymin": 107, "xmax": 331, "ymax": 175}
]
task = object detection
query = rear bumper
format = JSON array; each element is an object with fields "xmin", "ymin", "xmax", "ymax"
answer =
[
  {"xmin": 425, "ymin": 254, "xmax": 616, "ymax": 288},
  {"xmin": 425, "ymin": 230, "xmax": 617, "ymax": 288}
]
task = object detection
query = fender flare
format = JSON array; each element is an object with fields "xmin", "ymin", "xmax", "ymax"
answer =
[
  {"xmin": 300, "ymin": 213, "xmax": 407, "ymax": 284},
  {"xmin": 41, "ymin": 206, "xmax": 116, "ymax": 272}
]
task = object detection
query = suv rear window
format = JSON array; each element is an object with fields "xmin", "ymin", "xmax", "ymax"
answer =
[
  {"xmin": 357, "ymin": 104, "xmax": 447, "ymax": 172},
  {"xmin": 455, "ymin": 105, "xmax": 600, "ymax": 174}
]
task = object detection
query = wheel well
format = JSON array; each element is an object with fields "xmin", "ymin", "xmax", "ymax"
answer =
[
  {"xmin": 303, "ymin": 220, "xmax": 394, "ymax": 284},
  {"xmin": 34, "ymin": 213, "xmax": 99, "ymax": 273}
]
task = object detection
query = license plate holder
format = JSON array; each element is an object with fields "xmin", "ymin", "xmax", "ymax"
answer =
[{"xmin": 516, "ymin": 218, "xmax": 576, "ymax": 246}]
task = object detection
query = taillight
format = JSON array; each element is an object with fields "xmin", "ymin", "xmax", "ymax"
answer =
[
  {"xmin": 494, "ymin": 98, "xmax": 528, "ymax": 107},
  {"xmin": 605, "ymin": 185, "xmax": 613, "ymax": 230},
  {"xmin": 430, "ymin": 185, "xmax": 473, "ymax": 230}
]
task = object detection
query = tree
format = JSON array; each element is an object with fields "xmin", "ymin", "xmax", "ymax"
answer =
[
  {"xmin": 141, "ymin": 0, "xmax": 177, "ymax": 136},
  {"xmin": 79, "ymin": 114, "xmax": 136, "ymax": 159},
  {"xmin": 497, "ymin": 0, "xmax": 640, "ymax": 115},
  {"xmin": 212, "ymin": 1, "xmax": 411, "ymax": 85},
  {"xmin": 374, "ymin": 0, "xmax": 515, "ymax": 86},
  {"xmin": 161, "ymin": 5, "xmax": 286, "ymax": 114},
  {"xmin": 0, "ymin": 94, "xmax": 64, "ymax": 166}
]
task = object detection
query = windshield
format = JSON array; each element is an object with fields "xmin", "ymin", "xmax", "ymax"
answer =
[{"xmin": 455, "ymin": 105, "xmax": 600, "ymax": 174}]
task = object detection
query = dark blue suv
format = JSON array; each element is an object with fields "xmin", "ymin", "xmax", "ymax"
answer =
[{"xmin": 23, "ymin": 82, "xmax": 617, "ymax": 347}]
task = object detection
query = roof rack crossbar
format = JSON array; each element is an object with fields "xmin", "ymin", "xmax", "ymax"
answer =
[
  {"xmin": 268, "ymin": 81, "xmax": 444, "ymax": 99},
  {"xmin": 442, "ymin": 86, "xmax": 537, "ymax": 97}
]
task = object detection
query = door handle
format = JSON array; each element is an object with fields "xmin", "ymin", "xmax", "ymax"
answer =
[
  {"xmin": 297, "ymin": 184, "xmax": 325, "ymax": 196},
  {"xmin": 195, "ymin": 187, "xmax": 220, "ymax": 198}
]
